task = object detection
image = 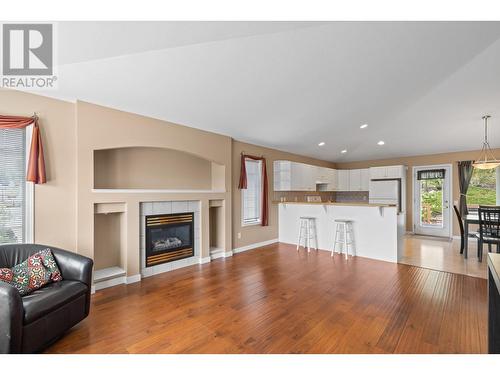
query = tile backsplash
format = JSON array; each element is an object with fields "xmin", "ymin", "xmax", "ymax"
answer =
[
  {"xmin": 273, "ymin": 191, "xmax": 369, "ymax": 203},
  {"xmin": 273, "ymin": 191, "xmax": 335, "ymax": 202},
  {"xmin": 335, "ymin": 191, "xmax": 369, "ymax": 203}
]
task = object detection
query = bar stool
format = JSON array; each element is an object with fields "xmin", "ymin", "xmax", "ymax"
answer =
[
  {"xmin": 297, "ymin": 216, "xmax": 318, "ymax": 253},
  {"xmin": 332, "ymin": 219, "xmax": 355, "ymax": 259}
]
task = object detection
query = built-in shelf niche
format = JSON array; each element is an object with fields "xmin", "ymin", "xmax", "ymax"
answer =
[
  {"xmin": 93, "ymin": 146, "xmax": 225, "ymax": 191},
  {"xmin": 209, "ymin": 200, "xmax": 225, "ymax": 253},
  {"xmin": 93, "ymin": 203, "xmax": 127, "ymax": 282}
]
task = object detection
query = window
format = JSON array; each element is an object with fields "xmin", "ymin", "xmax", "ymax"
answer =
[
  {"xmin": 0, "ymin": 127, "xmax": 33, "ymax": 244},
  {"xmin": 467, "ymin": 167, "xmax": 498, "ymax": 209},
  {"xmin": 242, "ymin": 159, "xmax": 262, "ymax": 226}
]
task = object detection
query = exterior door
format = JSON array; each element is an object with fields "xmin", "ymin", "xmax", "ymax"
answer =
[{"xmin": 413, "ymin": 165, "xmax": 452, "ymax": 238}]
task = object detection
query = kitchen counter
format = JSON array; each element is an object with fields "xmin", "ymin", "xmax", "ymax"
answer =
[
  {"xmin": 278, "ymin": 202, "xmax": 404, "ymax": 263},
  {"xmin": 488, "ymin": 253, "xmax": 500, "ymax": 353},
  {"xmin": 272, "ymin": 201, "xmax": 396, "ymax": 208}
]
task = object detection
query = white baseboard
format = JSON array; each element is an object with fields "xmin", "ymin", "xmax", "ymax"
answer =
[
  {"xmin": 452, "ymin": 236, "xmax": 477, "ymax": 242},
  {"xmin": 233, "ymin": 238, "xmax": 278, "ymax": 254},
  {"xmin": 199, "ymin": 256, "xmax": 212, "ymax": 264},
  {"xmin": 126, "ymin": 274, "xmax": 141, "ymax": 284},
  {"xmin": 209, "ymin": 250, "xmax": 233, "ymax": 261},
  {"xmin": 94, "ymin": 276, "xmax": 127, "ymax": 291},
  {"xmin": 209, "ymin": 250, "xmax": 224, "ymax": 260},
  {"xmin": 407, "ymin": 231, "xmax": 461, "ymax": 241},
  {"xmin": 93, "ymin": 273, "xmax": 141, "ymax": 292}
]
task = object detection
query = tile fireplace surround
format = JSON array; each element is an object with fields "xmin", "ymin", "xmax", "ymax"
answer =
[{"xmin": 140, "ymin": 201, "xmax": 202, "ymax": 278}]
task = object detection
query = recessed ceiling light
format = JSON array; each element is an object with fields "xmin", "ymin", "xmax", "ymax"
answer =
[
  {"xmin": 318, "ymin": 142, "xmax": 325, "ymax": 146},
  {"xmin": 360, "ymin": 124, "xmax": 368, "ymax": 129},
  {"xmin": 341, "ymin": 149, "xmax": 347, "ymax": 154},
  {"xmin": 377, "ymin": 140, "xmax": 385, "ymax": 146}
]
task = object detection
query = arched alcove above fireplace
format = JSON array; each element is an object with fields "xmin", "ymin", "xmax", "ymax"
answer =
[{"xmin": 93, "ymin": 146, "xmax": 225, "ymax": 191}]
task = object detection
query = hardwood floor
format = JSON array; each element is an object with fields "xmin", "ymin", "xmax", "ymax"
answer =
[
  {"xmin": 400, "ymin": 235, "xmax": 487, "ymax": 279},
  {"xmin": 46, "ymin": 243, "xmax": 487, "ymax": 354}
]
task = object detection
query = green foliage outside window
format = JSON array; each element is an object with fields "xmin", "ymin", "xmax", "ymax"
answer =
[
  {"xmin": 467, "ymin": 168, "xmax": 497, "ymax": 207},
  {"xmin": 420, "ymin": 179, "xmax": 443, "ymax": 224},
  {"xmin": 0, "ymin": 203, "xmax": 17, "ymax": 244}
]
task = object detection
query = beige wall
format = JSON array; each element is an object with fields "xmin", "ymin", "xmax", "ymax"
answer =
[
  {"xmin": 336, "ymin": 149, "xmax": 500, "ymax": 236},
  {"xmin": 232, "ymin": 140, "xmax": 335, "ymax": 249},
  {"xmin": 209, "ymin": 205, "xmax": 225, "ymax": 250},
  {"xmin": 94, "ymin": 147, "xmax": 212, "ymax": 190},
  {"xmin": 76, "ymin": 101, "xmax": 233, "ymax": 275},
  {"xmin": 0, "ymin": 89, "xmax": 77, "ymax": 250},
  {"xmin": 94, "ymin": 212, "xmax": 123, "ymax": 269}
]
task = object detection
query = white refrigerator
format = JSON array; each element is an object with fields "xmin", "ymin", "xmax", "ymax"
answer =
[{"xmin": 369, "ymin": 179, "xmax": 402, "ymax": 212}]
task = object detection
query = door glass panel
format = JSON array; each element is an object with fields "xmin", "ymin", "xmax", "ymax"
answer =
[{"xmin": 419, "ymin": 178, "xmax": 443, "ymax": 227}]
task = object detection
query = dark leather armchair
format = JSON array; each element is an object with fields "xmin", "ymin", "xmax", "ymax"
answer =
[{"xmin": 0, "ymin": 244, "xmax": 93, "ymax": 353}]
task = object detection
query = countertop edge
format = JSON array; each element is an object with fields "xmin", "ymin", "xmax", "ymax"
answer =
[
  {"xmin": 272, "ymin": 201, "xmax": 397, "ymax": 208},
  {"xmin": 488, "ymin": 253, "xmax": 500, "ymax": 291}
]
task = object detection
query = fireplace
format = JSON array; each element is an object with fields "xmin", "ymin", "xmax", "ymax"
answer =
[{"xmin": 145, "ymin": 212, "xmax": 194, "ymax": 267}]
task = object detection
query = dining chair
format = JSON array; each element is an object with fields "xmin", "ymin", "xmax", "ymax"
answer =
[
  {"xmin": 476, "ymin": 205, "xmax": 500, "ymax": 262},
  {"xmin": 453, "ymin": 205, "xmax": 477, "ymax": 255}
]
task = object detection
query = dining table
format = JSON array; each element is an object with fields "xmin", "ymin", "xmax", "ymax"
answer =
[{"xmin": 463, "ymin": 212, "xmax": 479, "ymax": 259}]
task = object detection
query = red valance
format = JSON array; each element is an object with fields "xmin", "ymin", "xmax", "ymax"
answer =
[
  {"xmin": 238, "ymin": 154, "xmax": 269, "ymax": 226},
  {"xmin": 0, "ymin": 114, "xmax": 46, "ymax": 184}
]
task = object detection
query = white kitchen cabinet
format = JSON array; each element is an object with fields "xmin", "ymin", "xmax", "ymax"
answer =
[
  {"xmin": 326, "ymin": 168, "xmax": 338, "ymax": 190},
  {"xmin": 316, "ymin": 168, "xmax": 337, "ymax": 191},
  {"xmin": 369, "ymin": 165, "xmax": 405, "ymax": 180},
  {"xmin": 274, "ymin": 161, "xmax": 340, "ymax": 192},
  {"xmin": 337, "ymin": 170, "xmax": 350, "ymax": 191},
  {"xmin": 360, "ymin": 168, "xmax": 370, "ymax": 191},
  {"xmin": 273, "ymin": 161, "xmax": 316, "ymax": 191},
  {"xmin": 314, "ymin": 166, "xmax": 328, "ymax": 183},
  {"xmin": 347, "ymin": 169, "xmax": 370, "ymax": 191},
  {"xmin": 369, "ymin": 166, "xmax": 387, "ymax": 180},
  {"xmin": 386, "ymin": 165, "xmax": 405, "ymax": 179},
  {"xmin": 273, "ymin": 161, "xmax": 291, "ymax": 191},
  {"xmin": 349, "ymin": 169, "xmax": 362, "ymax": 191}
]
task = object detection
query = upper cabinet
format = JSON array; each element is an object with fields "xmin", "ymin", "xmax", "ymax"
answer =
[
  {"xmin": 337, "ymin": 170, "xmax": 350, "ymax": 191},
  {"xmin": 360, "ymin": 168, "xmax": 370, "ymax": 191},
  {"xmin": 348, "ymin": 169, "xmax": 361, "ymax": 190},
  {"xmin": 369, "ymin": 165, "xmax": 405, "ymax": 180},
  {"xmin": 273, "ymin": 161, "xmax": 372, "ymax": 192},
  {"xmin": 347, "ymin": 168, "xmax": 370, "ymax": 191},
  {"xmin": 315, "ymin": 166, "xmax": 337, "ymax": 191},
  {"xmin": 274, "ymin": 161, "xmax": 316, "ymax": 191}
]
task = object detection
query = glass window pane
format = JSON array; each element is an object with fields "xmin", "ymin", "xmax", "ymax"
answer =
[
  {"xmin": 419, "ymin": 178, "xmax": 443, "ymax": 227},
  {"xmin": 242, "ymin": 159, "xmax": 262, "ymax": 224},
  {"xmin": 0, "ymin": 128, "xmax": 26, "ymax": 244},
  {"xmin": 467, "ymin": 168, "xmax": 497, "ymax": 208}
]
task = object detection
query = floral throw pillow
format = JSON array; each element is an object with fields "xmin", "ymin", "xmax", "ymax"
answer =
[
  {"xmin": 0, "ymin": 249, "xmax": 63, "ymax": 296},
  {"xmin": 37, "ymin": 248, "xmax": 63, "ymax": 282}
]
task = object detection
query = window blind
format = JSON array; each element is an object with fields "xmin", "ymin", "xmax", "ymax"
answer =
[
  {"xmin": 242, "ymin": 159, "xmax": 262, "ymax": 225},
  {"xmin": 0, "ymin": 128, "xmax": 26, "ymax": 244}
]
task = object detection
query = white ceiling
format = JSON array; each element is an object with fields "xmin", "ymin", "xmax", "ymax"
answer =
[{"xmin": 33, "ymin": 21, "xmax": 500, "ymax": 162}]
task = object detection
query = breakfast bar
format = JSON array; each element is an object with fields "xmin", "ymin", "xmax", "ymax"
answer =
[{"xmin": 278, "ymin": 202, "xmax": 404, "ymax": 263}]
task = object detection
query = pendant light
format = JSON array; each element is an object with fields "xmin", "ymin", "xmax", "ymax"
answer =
[{"xmin": 472, "ymin": 115, "xmax": 500, "ymax": 170}]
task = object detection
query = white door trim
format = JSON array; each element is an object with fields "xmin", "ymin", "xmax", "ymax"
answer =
[
  {"xmin": 25, "ymin": 124, "xmax": 34, "ymax": 243},
  {"xmin": 412, "ymin": 164, "xmax": 453, "ymax": 238}
]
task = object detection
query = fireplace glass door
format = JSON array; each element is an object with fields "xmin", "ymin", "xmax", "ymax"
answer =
[{"xmin": 145, "ymin": 213, "xmax": 194, "ymax": 266}]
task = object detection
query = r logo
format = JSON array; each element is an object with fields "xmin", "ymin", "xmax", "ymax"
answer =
[{"xmin": 2, "ymin": 24, "xmax": 53, "ymax": 76}]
